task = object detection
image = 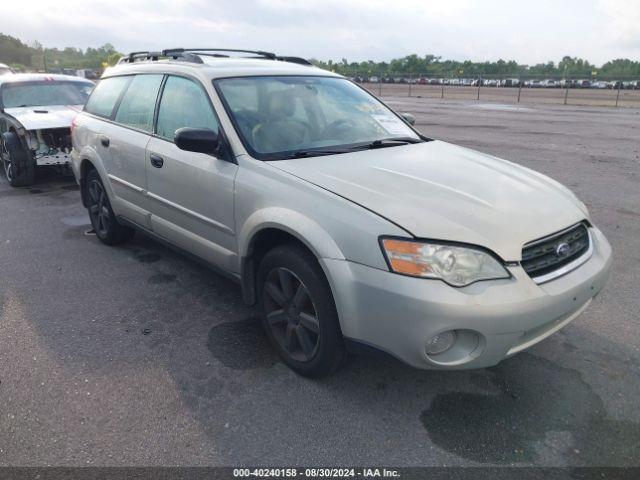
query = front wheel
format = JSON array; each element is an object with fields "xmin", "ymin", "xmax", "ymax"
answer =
[
  {"xmin": 1, "ymin": 133, "xmax": 35, "ymax": 187},
  {"xmin": 85, "ymin": 169, "xmax": 134, "ymax": 245},
  {"xmin": 257, "ymin": 244, "xmax": 346, "ymax": 377}
]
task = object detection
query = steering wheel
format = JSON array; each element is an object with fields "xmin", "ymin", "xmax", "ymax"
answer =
[{"xmin": 321, "ymin": 119, "xmax": 358, "ymax": 140}]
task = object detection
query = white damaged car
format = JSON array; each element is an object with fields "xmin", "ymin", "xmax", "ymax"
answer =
[{"xmin": 0, "ymin": 73, "xmax": 93, "ymax": 186}]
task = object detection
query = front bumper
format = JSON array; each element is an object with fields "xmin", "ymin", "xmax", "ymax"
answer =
[
  {"xmin": 323, "ymin": 227, "xmax": 612, "ymax": 369},
  {"xmin": 70, "ymin": 149, "xmax": 81, "ymax": 183},
  {"xmin": 35, "ymin": 152, "xmax": 71, "ymax": 166}
]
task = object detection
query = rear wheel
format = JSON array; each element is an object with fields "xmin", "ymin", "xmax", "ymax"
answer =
[
  {"xmin": 1, "ymin": 133, "xmax": 35, "ymax": 187},
  {"xmin": 257, "ymin": 244, "xmax": 346, "ymax": 377},
  {"xmin": 85, "ymin": 168, "xmax": 134, "ymax": 245}
]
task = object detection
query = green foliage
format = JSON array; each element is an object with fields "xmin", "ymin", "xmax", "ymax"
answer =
[
  {"xmin": 599, "ymin": 59, "xmax": 640, "ymax": 78},
  {"xmin": 0, "ymin": 33, "xmax": 121, "ymax": 71},
  {"xmin": 0, "ymin": 33, "xmax": 32, "ymax": 66}
]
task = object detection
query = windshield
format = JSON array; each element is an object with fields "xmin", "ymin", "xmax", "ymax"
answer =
[
  {"xmin": 215, "ymin": 76, "xmax": 421, "ymax": 160},
  {"xmin": 1, "ymin": 81, "xmax": 94, "ymax": 108}
]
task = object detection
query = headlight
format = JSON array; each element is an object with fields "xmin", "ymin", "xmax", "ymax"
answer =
[{"xmin": 380, "ymin": 238, "xmax": 510, "ymax": 287}]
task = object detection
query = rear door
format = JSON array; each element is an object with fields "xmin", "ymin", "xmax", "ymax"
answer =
[
  {"xmin": 103, "ymin": 73, "xmax": 164, "ymax": 227},
  {"xmin": 76, "ymin": 75, "xmax": 130, "ymax": 178},
  {"xmin": 145, "ymin": 75, "xmax": 238, "ymax": 271}
]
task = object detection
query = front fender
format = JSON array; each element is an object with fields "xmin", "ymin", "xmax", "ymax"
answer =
[
  {"xmin": 239, "ymin": 207, "xmax": 345, "ymax": 261},
  {"xmin": 237, "ymin": 207, "xmax": 347, "ymax": 306}
]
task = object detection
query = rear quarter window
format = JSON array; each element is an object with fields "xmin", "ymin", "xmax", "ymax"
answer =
[{"xmin": 84, "ymin": 76, "xmax": 131, "ymax": 118}]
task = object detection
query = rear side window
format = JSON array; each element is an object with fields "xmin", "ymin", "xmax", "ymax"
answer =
[
  {"xmin": 156, "ymin": 76, "xmax": 219, "ymax": 141},
  {"xmin": 84, "ymin": 76, "xmax": 130, "ymax": 118},
  {"xmin": 114, "ymin": 74, "xmax": 164, "ymax": 132}
]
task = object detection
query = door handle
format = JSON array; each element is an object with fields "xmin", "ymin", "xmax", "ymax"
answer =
[
  {"xmin": 149, "ymin": 154, "xmax": 164, "ymax": 168},
  {"xmin": 99, "ymin": 135, "xmax": 110, "ymax": 147}
]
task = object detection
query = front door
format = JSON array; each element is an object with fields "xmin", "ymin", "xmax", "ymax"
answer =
[{"xmin": 145, "ymin": 75, "xmax": 238, "ymax": 271}]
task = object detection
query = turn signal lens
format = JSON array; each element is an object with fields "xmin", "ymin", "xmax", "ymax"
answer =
[
  {"xmin": 381, "ymin": 238, "xmax": 510, "ymax": 287},
  {"xmin": 381, "ymin": 239, "xmax": 432, "ymax": 276}
]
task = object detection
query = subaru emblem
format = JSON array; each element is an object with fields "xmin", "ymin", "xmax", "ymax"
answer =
[{"xmin": 556, "ymin": 242, "xmax": 570, "ymax": 257}]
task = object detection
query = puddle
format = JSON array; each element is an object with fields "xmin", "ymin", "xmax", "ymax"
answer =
[
  {"xmin": 61, "ymin": 215, "xmax": 91, "ymax": 227},
  {"xmin": 133, "ymin": 250, "xmax": 162, "ymax": 264},
  {"xmin": 207, "ymin": 318, "xmax": 277, "ymax": 370},
  {"xmin": 420, "ymin": 352, "xmax": 640, "ymax": 464}
]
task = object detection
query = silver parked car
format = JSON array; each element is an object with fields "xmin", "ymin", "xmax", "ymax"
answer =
[{"xmin": 70, "ymin": 49, "xmax": 612, "ymax": 377}]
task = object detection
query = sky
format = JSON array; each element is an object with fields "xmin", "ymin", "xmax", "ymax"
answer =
[{"xmin": 2, "ymin": 0, "xmax": 640, "ymax": 65}]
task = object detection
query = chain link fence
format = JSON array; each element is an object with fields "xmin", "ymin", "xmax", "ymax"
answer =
[{"xmin": 348, "ymin": 73, "xmax": 640, "ymax": 108}]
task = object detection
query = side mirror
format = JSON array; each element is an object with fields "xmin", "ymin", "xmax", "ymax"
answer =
[
  {"xmin": 174, "ymin": 127, "xmax": 220, "ymax": 155},
  {"xmin": 401, "ymin": 113, "xmax": 415, "ymax": 126}
]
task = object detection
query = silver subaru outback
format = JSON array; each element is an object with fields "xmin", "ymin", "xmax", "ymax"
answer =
[{"xmin": 70, "ymin": 49, "xmax": 612, "ymax": 377}]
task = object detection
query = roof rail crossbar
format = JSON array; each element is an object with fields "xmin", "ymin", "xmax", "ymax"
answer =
[
  {"xmin": 117, "ymin": 51, "xmax": 163, "ymax": 64},
  {"xmin": 162, "ymin": 48, "xmax": 277, "ymax": 60},
  {"xmin": 275, "ymin": 56, "xmax": 313, "ymax": 66}
]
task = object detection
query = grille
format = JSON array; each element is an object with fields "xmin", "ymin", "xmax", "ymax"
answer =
[{"xmin": 521, "ymin": 223, "xmax": 590, "ymax": 281}]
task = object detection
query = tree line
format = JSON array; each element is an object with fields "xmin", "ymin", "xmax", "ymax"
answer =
[
  {"xmin": 1, "ymin": 32, "xmax": 638, "ymax": 79},
  {"xmin": 0, "ymin": 33, "xmax": 120, "ymax": 71},
  {"xmin": 312, "ymin": 55, "xmax": 640, "ymax": 79}
]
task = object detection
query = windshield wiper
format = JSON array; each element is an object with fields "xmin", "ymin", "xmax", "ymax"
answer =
[
  {"xmin": 280, "ymin": 148, "xmax": 353, "ymax": 159},
  {"xmin": 362, "ymin": 137, "xmax": 424, "ymax": 149},
  {"xmin": 275, "ymin": 137, "xmax": 424, "ymax": 160}
]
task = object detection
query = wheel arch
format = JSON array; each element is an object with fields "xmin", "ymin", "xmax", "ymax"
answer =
[
  {"xmin": 76, "ymin": 146, "xmax": 111, "ymax": 208},
  {"xmin": 238, "ymin": 210, "xmax": 345, "ymax": 306},
  {"xmin": 78, "ymin": 157, "xmax": 97, "ymax": 207}
]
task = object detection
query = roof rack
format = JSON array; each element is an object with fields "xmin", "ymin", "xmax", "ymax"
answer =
[
  {"xmin": 162, "ymin": 48, "xmax": 277, "ymax": 60},
  {"xmin": 117, "ymin": 48, "xmax": 313, "ymax": 66}
]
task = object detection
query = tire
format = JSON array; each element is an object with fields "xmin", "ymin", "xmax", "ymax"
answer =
[
  {"xmin": 85, "ymin": 168, "xmax": 134, "ymax": 245},
  {"xmin": 1, "ymin": 132, "xmax": 35, "ymax": 187},
  {"xmin": 257, "ymin": 243, "xmax": 346, "ymax": 378}
]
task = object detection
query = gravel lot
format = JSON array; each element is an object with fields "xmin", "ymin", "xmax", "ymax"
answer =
[
  {"xmin": 1, "ymin": 98, "xmax": 639, "ymax": 467},
  {"xmin": 362, "ymin": 83, "xmax": 640, "ymax": 108}
]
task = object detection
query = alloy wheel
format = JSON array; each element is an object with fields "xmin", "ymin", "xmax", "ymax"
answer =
[
  {"xmin": 263, "ymin": 267, "xmax": 320, "ymax": 362},
  {"xmin": 87, "ymin": 179, "xmax": 110, "ymax": 237},
  {"xmin": 0, "ymin": 140, "xmax": 12, "ymax": 183}
]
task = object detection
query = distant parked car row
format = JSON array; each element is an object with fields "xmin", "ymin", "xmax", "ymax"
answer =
[{"xmin": 351, "ymin": 76, "xmax": 639, "ymax": 89}]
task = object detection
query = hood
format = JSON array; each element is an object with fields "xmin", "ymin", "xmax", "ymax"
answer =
[
  {"xmin": 272, "ymin": 140, "xmax": 588, "ymax": 261},
  {"xmin": 4, "ymin": 105, "xmax": 82, "ymax": 130}
]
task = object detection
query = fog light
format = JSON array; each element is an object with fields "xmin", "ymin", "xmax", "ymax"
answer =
[{"xmin": 425, "ymin": 330, "xmax": 456, "ymax": 356}]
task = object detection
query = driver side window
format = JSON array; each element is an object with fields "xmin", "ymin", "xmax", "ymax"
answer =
[{"xmin": 156, "ymin": 76, "xmax": 219, "ymax": 142}]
